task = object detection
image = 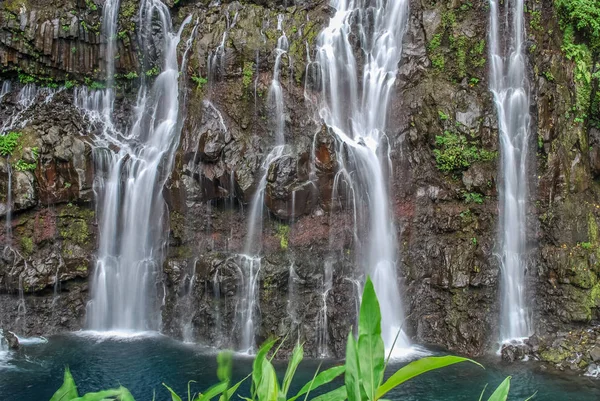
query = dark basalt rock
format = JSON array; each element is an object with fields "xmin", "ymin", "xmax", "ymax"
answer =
[{"xmin": 0, "ymin": 0, "xmax": 598, "ymax": 363}]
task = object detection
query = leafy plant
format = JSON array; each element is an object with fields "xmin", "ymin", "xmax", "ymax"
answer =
[
  {"xmin": 243, "ymin": 62, "xmax": 255, "ymax": 89},
  {"xmin": 14, "ymin": 159, "xmax": 37, "ymax": 172},
  {"xmin": 464, "ymin": 192, "xmax": 484, "ymax": 205},
  {"xmin": 433, "ymin": 131, "xmax": 497, "ymax": 173},
  {"xmin": 0, "ymin": 132, "xmax": 21, "ymax": 156},
  {"xmin": 192, "ymin": 75, "xmax": 208, "ymax": 90}
]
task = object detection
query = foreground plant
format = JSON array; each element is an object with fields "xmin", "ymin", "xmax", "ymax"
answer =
[{"xmin": 49, "ymin": 277, "xmax": 524, "ymax": 401}]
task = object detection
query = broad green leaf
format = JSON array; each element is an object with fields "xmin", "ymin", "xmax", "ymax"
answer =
[
  {"xmin": 72, "ymin": 389, "xmax": 122, "ymax": 400},
  {"xmin": 163, "ymin": 383, "xmax": 183, "ymax": 401},
  {"xmin": 51, "ymin": 368, "xmax": 79, "ymax": 401},
  {"xmin": 375, "ymin": 356, "xmax": 482, "ymax": 400},
  {"xmin": 358, "ymin": 277, "xmax": 385, "ymax": 401},
  {"xmin": 257, "ymin": 358, "xmax": 279, "ymax": 401},
  {"xmin": 280, "ymin": 343, "xmax": 304, "ymax": 399},
  {"xmin": 252, "ymin": 338, "xmax": 279, "ymax": 400},
  {"xmin": 218, "ymin": 352, "xmax": 233, "ymax": 382},
  {"xmin": 487, "ymin": 377, "xmax": 510, "ymax": 401},
  {"xmin": 288, "ymin": 366, "xmax": 345, "ymax": 401},
  {"xmin": 344, "ymin": 331, "xmax": 361, "ymax": 401},
  {"xmin": 221, "ymin": 373, "xmax": 251, "ymax": 401},
  {"xmin": 117, "ymin": 386, "xmax": 136, "ymax": 401},
  {"xmin": 310, "ymin": 386, "xmax": 347, "ymax": 401},
  {"xmin": 195, "ymin": 381, "xmax": 229, "ymax": 401}
]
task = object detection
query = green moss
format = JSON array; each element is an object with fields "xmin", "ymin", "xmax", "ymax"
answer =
[
  {"xmin": 20, "ymin": 237, "xmax": 33, "ymax": 256},
  {"xmin": 242, "ymin": 61, "xmax": 254, "ymax": 89},
  {"xmin": 276, "ymin": 224, "xmax": 290, "ymax": 250}
]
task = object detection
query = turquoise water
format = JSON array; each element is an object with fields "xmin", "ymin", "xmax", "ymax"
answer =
[{"xmin": 0, "ymin": 333, "xmax": 598, "ymax": 400}]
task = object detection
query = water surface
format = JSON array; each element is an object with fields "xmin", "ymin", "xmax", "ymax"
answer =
[{"xmin": 0, "ymin": 334, "xmax": 597, "ymax": 400}]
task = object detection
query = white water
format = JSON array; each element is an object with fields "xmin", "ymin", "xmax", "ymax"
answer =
[
  {"xmin": 0, "ymin": 81, "xmax": 10, "ymax": 101},
  {"xmin": 4, "ymin": 164, "xmax": 12, "ymax": 246},
  {"xmin": 489, "ymin": 0, "xmax": 532, "ymax": 342},
  {"xmin": 235, "ymin": 16, "xmax": 292, "ymax": 352},
  {"xmin": 83, "ymin": 1, "xmax": 193, "ymax": 331},
  {"xmin": 313, "ymin": 0, "xmax": 411, "ymax": 353}
]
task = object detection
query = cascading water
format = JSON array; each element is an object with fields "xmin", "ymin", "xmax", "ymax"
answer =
[
  {"xmin": 83, "ymin": 0, "xmax": 193, "ymax": 332},
  {"xmin": 236, "ymin": 17, "xmax": 290, "ymax": 352},
  {"xmin": 313, "ymin": 0, "xmax": 411, "ymax": 354},
  {"xmin": 489, "ymin": 0, "xmax": 532, "ymax": 343},
  {"xmin": 0, "ymin": 81, "xmax": 10, "ymax": 100}
]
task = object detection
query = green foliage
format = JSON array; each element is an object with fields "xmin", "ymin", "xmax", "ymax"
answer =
[
  {"xmin": 0, "ymin": 132, "xmax": 21, "ymax": 156},
  {"xmin": 529, "ymin": 11, "xmax": 542, "ymax": 31},
  {"xmin": 192, "ymin": 75, "xmax": 208, "ymax": 90},
  {"xmin": 14, "ymin": 159, "xmax": 37, "ymax": 172},
  {"xmin": 581, "ymin": 241, "xmax": 593, "ymax": 249},
  {"xmin": 18, "ymin": 73, "xmax": 35, "ymax": 84},
  {"xmin": 464, "ymin": 192, "xmax": 484, "ymax": 205},
  {"xmin": 65, "ymin": 80, "xmax": 76, "ymax": 89},
  {"xmin": 146, "ymin": 66, "xmax": 160, "ymax": 77},
  {"xmin": 543, "ymin": 71, "xmax": 555, "ymax": 82},
  {"xmin": 428, "ymin": 34, "xmax": 443, "ymax": 52},
  {"xmin": 433, "ymin": 131, "xmax": 497, "ymax": 173},
  {"xmin": 469, "ymin": 77, "xmax": 480, "ymax": 87},
  {"xmin": 49, "ymin": 278, "xmax": 519, "ymax": 401},
  {"xmin": 555, "ymin": 0, "xmax": 600, "ymax": 48},
  {"xmin": 554, "ymin": 0, "xmax": 600, "ymax": 126},
  {"xmin": 243, "ymin": 62, "xmax": 255, "ymax": 89},
  {"xmin": 431, "ymin": 55, "xmax": 445, "ymax": 70},
  {"xmin": 85, "ymin": 0, "xmax": 98, "ymax": 11},
  {"xmin": 123, "ymin": 71, "xmax": 139, "ymax": 80},
  {"xmin": 50, "ymin": 368, "xmax": 78, "ymax": 401},
  {"xmin": 438, "ymin": 110, "xmax": 450, "ymax": 121},
  {"xmin": 277, "ymin": 224, "xmax": 290, "ymax": 250}
]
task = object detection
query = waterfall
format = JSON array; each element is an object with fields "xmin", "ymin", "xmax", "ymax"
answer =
[
  {"xmin": 84, "ymin": 1, "xmax": 192, "ymax": 332},
  {"xmin": 313, "ymin": 0, "xmax": 411, "ymax": 353},
  {"xmin": 489, "ymin": 0, "xmax": 532, "ymax": 342},
  {"xmin": 236, "ymin": 17, "xmax": 290, "ymax": 352},
  {"xmin": 4, "ymin": 163, "xmax": 12, "ymax": 247},
  {"xmin": 0, "ymin": 81, "xmax": 10, "ymax": 100}
]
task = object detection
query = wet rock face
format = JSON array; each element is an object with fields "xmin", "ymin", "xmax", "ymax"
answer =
[
  {"xmin": 0, "ymin": 0, "xmax": 599, "ymax": 361},
  {"xmin": 501, "ymin": 328, "xmax": 600, "ymax": 374},
  {"xmin": 1, "ymin": 329, "xmax": 19, "ymax": 349}
]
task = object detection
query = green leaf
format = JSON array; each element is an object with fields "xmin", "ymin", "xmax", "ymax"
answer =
[
  {"xmin": 288, "ymin": 366, "xmax": 345, "ymax": 401},
  {"xmin": 252, "ymin": 338, "xmax": 279, "ymax": 400},
  {"xmin": 310, "ymin": 387, "xmax": 347, "ymax": 401},
  {"xmin": 51, "ymin": 368, "xmax": 79, "ymax": 401},
  {"xmin": 117, "ymin": 386, "xmax": 136, "ymax": 401},
  {"xmin": 344, "ymin": 331, "xmax": 362, "ymax": 401},
  {"xmin": 486, "ymin": 377, "xmax": 510, "ymax": 401},
  {"xmin": 220, "ymin": 373, "xmax": 251, "ymax": 401},
  {"xmin": 257, "ymin": 358, "xmax": 279, "ymax": 401},
  {"xmin": 163, "ymin": 383, "xmax": 183, "ymax": 401},
  {"xmin": 524, "ymin": 391, "xmax": 537, "ymax": 401},
  {"xmin": 358, "ymin": 277, "xmax": 385, "ymax": 401},
  {"xmin": 72, "ymin": 389, "xmax": 122, "ymax": 400},
  {"xmin": 375, "ymin": 356, "xmax": 482, "ymax": 400},
  {"xmin": 195, "ymin": 381, "xmax": 229, "ymax": 401},
  {"xmin": 280, "ymin": 343, "xmax": 304, "ymax": 399},
  {"xmin": 217, "ymin": 352, "xmax": 233, "ymax": 382}
]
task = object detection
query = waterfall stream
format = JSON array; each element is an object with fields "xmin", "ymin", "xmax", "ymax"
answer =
[
  {"xmin": 313, "ymin": 0, "xmax": 411, "ymax": 354},
  {"xmin": 489, "ymin": 0, "xmax": 532, "ymax": 343},
  {"xmin": 82, "ymin": 1, "xmax": 193, "ymax": 332}
]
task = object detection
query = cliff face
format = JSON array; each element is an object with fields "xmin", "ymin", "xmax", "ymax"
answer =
[{"xmin": 0, "ymin": 0, "xmax": 599, "ymax": 363}]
